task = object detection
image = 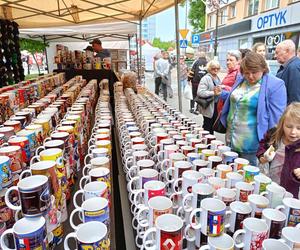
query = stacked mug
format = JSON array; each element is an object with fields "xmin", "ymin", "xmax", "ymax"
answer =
[{"xmin": 64, "ymin": 85, "xmax": 112, "ymax": 249}]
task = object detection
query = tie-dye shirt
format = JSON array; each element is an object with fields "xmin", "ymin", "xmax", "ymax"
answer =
[{"xmin": 226, "ymin": 80, "xmax": 261, "ymax": 153}]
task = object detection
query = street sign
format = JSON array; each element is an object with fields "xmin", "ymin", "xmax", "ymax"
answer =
[
  {"xmin": 180, "ymin": 39, "xmax": 188, "ymax": 48},
  {"xmin": 192, "ymin": 34, "xmax": 200, "ymax": 44},
  {"xmin": 179, "ymin": 29, "xmax": 189, "ymax": 39}
]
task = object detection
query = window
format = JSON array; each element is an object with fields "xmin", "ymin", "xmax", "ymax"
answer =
[
  {"xmin": 247, "ymin": 0, "xmax": 259, "ymax": 16},
  {"xmin": 239, "ymin": 38, "xmax": 249, "ymax": 49},
  {"xmin": 220, "ymin": 8, "xmax": 227, "ymax": 24},
  {"xmin": 265, "ymin": 0, "xmax": 279, "ymax": 10},
  {"xmin": 208, "ymin": 14, "xmax": 216, "ymax": 28},
  {"xmin": 229, "ymin": 4, "xmax": 236, "ymax": 18}
]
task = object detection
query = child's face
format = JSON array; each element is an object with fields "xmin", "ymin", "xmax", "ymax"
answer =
[{"xmin": 283, "ymin": 116, "xmax": 300, "ymax": 144}]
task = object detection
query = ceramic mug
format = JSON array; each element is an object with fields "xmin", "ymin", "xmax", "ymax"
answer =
[
  {"xmin": 199, "ymin": 233, "xmax": 234, "ymax": 250},
  {"xmin": 262, "ymin": 208, "xmax": 286, "ymax": 239},
  {"xmin": 280, "ymin": 227, "xmax": 300, "ymax": 249},
  {"xmin": 0, "ymin": 216, "xmax": 49, "ymax": 250},
  {"xmin": 5, "ymin": 175, "xmax": 51, "ymax": 217},
  {"xmin": 233, "ymin": 217, "xmax": 269, "ymax": 250},
  {"xmin": 228, "ymin": 201, "xmax": 252, "ymax": 233},
  {"xmin": 64, "ymin": 221, "xmax": 109, "ymax": 250},
  {"xmin": 276, "ymin": 197, "xmax": 300, "ymax": 227},
  {"xmin": 262, "ymin": 239, "xmax": 291, "ymax": 250}
]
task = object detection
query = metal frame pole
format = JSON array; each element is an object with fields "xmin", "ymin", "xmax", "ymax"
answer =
[
  {"xmin": 214, "ymin": 8, "xmax": 219, "ymax": 58},
  {"xmin": 139, "ymin": 18, "xmax": 142, "ymax": 85},
  {"xmin": 128, "ymin": 35, "xmax": 131, "ymax": 70},
  {"xmin": 43, "ymin": 35, "xmax": 49, "ymax": 73},
  {"xmin": 175, "ymin": 0, "xmax": 182, "ymax": 112},
  {"xmin": 135, "ymin": 33, "xmax": 140, "ymax": 82}
]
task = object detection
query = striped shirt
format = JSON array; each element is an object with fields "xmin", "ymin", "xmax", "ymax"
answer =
[{"xmin": 226, "ymin": 80, "xmax": 261, "ymax": 153}]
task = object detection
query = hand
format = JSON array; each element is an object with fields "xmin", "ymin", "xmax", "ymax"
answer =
[
  {"xmin": 263, "ymin": 150, "xmax": 275, "ymax": 162},
  {"xmin": 294, "ymin": 168, "xmax": 300, "ymax": 179},
  {"xmin": 214, "ymin": 86, "xmax": 222, "ymax": 96},
  {"xmin": 259, "ymin": 156, "xmax": 269, "ymax": 164}
]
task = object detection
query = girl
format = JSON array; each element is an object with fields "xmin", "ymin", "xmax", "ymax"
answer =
[{"xmin": 257, "ymin": 103, "xmax": 300, "ymax": 198}]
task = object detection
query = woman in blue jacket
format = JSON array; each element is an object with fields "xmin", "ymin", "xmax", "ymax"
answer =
[{"xmin": 218, "ymin": 52, "xmax": 287, "ymax": 165}]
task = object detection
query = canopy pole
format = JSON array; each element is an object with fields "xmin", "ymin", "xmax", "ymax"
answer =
[
  {"xmin": 43, "ymin": 35, "xmax": 49, "ymax": 74},
  {"xmin": 139, "ymin": 18, "xmax": 142, "ymax": 85},
  {"xmin": 135, "ymin": 33, "xmax": 140, "ymax": 82},
  {"xmin": 175, "ymin": 0, "xmax": 182, "ymax": 112},
  {"xmin": 128, "ymin": 35, "xmax": 131, "ymax": 70}
]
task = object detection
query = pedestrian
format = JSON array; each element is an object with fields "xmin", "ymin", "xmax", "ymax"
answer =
[
  {"xmin": 239, "ymin": 48, "xmax": 251, "ymax": 59},
  {"xmin": 276, "ymin": 39, "xmax": 300, "ymax": 104},
  {"xmin": 217, "ymin": 50, "xmax": 241, "ymax": 114},
  {"xmin": 179, "ymin": 55, "xmax": 188, "ymax": 91},
  {"xmin": 188, "ymin": 52, "xmax": 208, "ymax": 115},
  {"xmin": 154, "ymin": 51, "xmax": 171, "ymax": 101},
  {"xmin": 90, "ymin": 39, "xmax": 111, "ymax": 60},
  {"xmin": 196, "ymin": 60, "xmax": 221, "ymax": 134},
  {"xmin": 219, "ymin": 52, "xmax": 287, "ymax": 165},
  {"xmin": 252, "ymin": 42, "xmax": 267, "ymax": 58},
  {"xmin": 256, "ymin": 103, "xmax": 300, "ymax": 197}
]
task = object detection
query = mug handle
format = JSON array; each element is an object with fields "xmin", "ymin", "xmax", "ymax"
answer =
[
  {"xmin": 19, "ymin": 169, "xmax": 31, "ymax": 180},
  {"xmin": 233, "ymin": 229, "xmax": 246, "ymax": 249},
  {"xmin": 125, "ymin": 156, "xmax": 134, "ymax": 172},
  {"xmin": 184, "ymin": 224, "xmax": 195, "ymax": 242},
  {"xmin": 30, "ymin": 155, "xmax": 40, "ymax": 165},
  {"xmin": 43, "ymin": 137, "xmax": 51, "ymax": 144},
  {"xmin": 160, "ymin": 159, "xmax": 170, "ymax": 172},
  {"xmin": 82, "ymin": 164, "xmax": 91, "ymax": 176},
  {"xmin": 88, "ymin": 145, "xmax": 96, "ymax": 154},
  {"xmin": 142, "ymin": 227, "xmax": 156, "ymax": 250},
  {"xmin": 127, "ymin": 166, "xmax": 138, "ymax": 180},
  {"xmin": 69, "ymin": 207, "xmax": 83, "ymax": 230},
  {"xmin": 225, "ymin": 210, "xmax": 232, "ymax": 229},
  {"xmin": 189, "ymin": 208, "xmax": 203, "ymax": 230},
  {"xmin": 79, "ymin": 176, "xmax": 90, "ymax": 190},
  {"xmin": 136, "ymin": 205, "xmax": 150, "ymax": 228},
  {"xmin": 275, "ymin": 205, "xmax": 284, "ymax": 211},
  {"xmin": 0, "ymin": 228, "xmax": 14, "ymax": 250},
  {"xmin": 84, "ymin": 154, "xmax": 92, "ymax": 165},
  {"xmin": 182, "ymin": 193, "xmax": 193, "ymax": 212},
  {"xmin": 64, "ymin": 232, "xmax": 77, "ymax": 250},
  {"xmin": 35, "ymin": 146, "xmax": 45, "ymax": 156},
  {"xmin": 157, "ymin": 150, "xmax": 165, "ymax": 162},
  {"xmin": 127, "ymin": 176, "xmax": 139, "ymax": 193},
  {"xmin": 165, "ymin": 167, "xmax": 175, "ymax": 183},
  {"xmin": 5, "ymin": 186, "xmax": 21, "ymax": 211},
  {"xmin": 88, "ymin": 138, "xmax": 95, "ymax": 148},
  {"xmin": 133, "ymin": 189, "xmax": 145, "ymax": 207},
  {"xmin": 172, "ymin": 178, "xmax": 183, "ymax": 195},
  {"xmin": 73, "ymin": 190, "xmax": 84, "ymax": 209}
]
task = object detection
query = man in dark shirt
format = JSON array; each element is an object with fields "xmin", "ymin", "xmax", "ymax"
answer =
[
  {"xmin": 276, "ymin": 39, "xmax": 300, "ymax": 103},
  {"xmin": 90, "ymin": 39, "xmax": 111, "ymax": 60}
]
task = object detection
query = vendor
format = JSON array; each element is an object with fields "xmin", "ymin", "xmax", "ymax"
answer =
[
  {"xmin": 84, "ymin": 45, "xmax": 94, "ymax": 52},
  {"xmin": 90, "ymin": 39, "xmax": 110, "ymax": 60}
]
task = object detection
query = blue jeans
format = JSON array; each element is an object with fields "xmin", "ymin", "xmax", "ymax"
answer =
[
  {"xmin": 239, "ymin": 152, "xmax": 258, "ymax": 166},
  {"xmin": 180, "ymin": 79, "xmax": 187, "ymax": 91}
]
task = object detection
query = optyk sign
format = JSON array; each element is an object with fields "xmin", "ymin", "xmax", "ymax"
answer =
[{"xmin": 256, "ymin": 10, "xmax": 287, "ymax": 30}]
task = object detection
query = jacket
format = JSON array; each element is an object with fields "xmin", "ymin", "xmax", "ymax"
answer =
[
  {"xmin": 280, "ymin": 139, "xmax": 300, "ymax": 198},
  {"xmin": 196, "ymin": 73, "xmax": 220, "ymax": 118},
  {"xmin": 220, "ymin": 73, "xmax": 287, "ymax": 141},
  {"xmin": 276, "ymin": 56, "xmax": 300, "ymax": 104}
]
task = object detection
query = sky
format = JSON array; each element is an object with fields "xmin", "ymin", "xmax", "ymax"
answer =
[{"xmin": 154, "ymin": 3, "xmax": 193, "ymax": 42}]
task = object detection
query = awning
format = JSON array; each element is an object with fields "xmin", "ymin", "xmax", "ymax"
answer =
[
  {"xmin": 20, "ymin": 22, "xmax": 137, "ymax": 42},
  {"xmin": 0, "ymin": 0, "xmax": 180, "ymax": 28}
]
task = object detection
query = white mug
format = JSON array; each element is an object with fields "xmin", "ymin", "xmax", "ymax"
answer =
[{"xmin": 199, "ymin": 233, "xmax": 234, "ymax": 250}]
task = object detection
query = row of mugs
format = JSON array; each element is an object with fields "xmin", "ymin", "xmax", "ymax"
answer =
[
  {"xmin": 0, "ymin": 78, "xmax": 99, "ymax": 249},
  {"xmin": 116, "ymin": 88, "xmax": 300, "ymax": 249}
]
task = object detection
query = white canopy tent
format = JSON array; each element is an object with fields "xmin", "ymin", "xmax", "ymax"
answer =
[{"xmin": 142, "ymin": 43, "xmax": 160, "ymax": 71}]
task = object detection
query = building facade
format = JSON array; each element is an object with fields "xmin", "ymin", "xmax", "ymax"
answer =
[{"xmin": 200, "ymin": 0, "xmax": 300, "ymax": 71}]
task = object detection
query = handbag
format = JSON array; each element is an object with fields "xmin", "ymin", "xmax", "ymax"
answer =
[
  {"xmin": 213, "ymin": 112, "xmax": 226, "ymax": 134},
  {"xmin": 194, "ymin": 95, "xmax": 214, "ymax": 109}
]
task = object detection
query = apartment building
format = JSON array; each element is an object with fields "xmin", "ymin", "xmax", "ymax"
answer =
[{"xmin": 200, "ymin": 0, "xmax": 300, "ymax": 69}]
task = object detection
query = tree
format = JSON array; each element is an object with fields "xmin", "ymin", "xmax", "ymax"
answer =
[
  {"xmin": 180, "ymin": 0, "xmax": 206, "ymax": 33},
  {"xmin": 20, "ymin": 38, "xmax": 48, "ymax": 75},
  {"xmin": 152, "ymin": 38, "xmax": 175, "ymax": 51},
  {"xmin": 188, "ymin": 0, "xmax": 206, "ymax": 33}
]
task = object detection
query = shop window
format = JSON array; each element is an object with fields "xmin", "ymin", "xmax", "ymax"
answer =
[
  {"xmin": 265, "ymin": 0, "xmax": 279, "ymax": 10},
  {"xmin": 239, "ymin": 38, "xmax": 249, "ymax": 49},
  {"xmin": 229, "ymin": 4, "xmax": 236, "ymax": 18},
  {"xmin": 247, "ymin": 0, "xmax": 259, "ymax": 16},
  {"xmin": 220, "ymin": 8, "xmax": 227, "ymax": 24},
  {"xmin": 208, "ymin": 13, "xmax": 216, "ymax": 28}
]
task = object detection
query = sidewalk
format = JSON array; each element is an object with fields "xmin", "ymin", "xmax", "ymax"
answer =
[{"xmin": 145, "ymin": 70, "xmax": 226, "ymax": 141}]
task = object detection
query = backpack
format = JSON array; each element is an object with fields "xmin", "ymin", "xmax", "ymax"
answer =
[{"xmin": 188, "ymin": 58, "xmax": 208, "ymax": 84}]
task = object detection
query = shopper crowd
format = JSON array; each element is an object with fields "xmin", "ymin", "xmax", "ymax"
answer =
[{"xmin": 154, "ymin": 39, "xmax": 300, "ymax": 198}]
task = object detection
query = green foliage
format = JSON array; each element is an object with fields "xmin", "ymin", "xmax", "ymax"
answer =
[
  {"xmin": 188, "ymin": 0, "xmax": 206, "ymax": 33},
  {"xmin": 152, "ymin": 38, "xmax": 175, "ymax": 51},
  {"xmin": 20, "ymin": 38, "xmax": 48, "ymax": 54}
]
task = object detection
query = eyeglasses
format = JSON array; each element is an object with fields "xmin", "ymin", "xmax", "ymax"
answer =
[{"xmin": 211, "ymin": 67, "xmax": 220, "ymax": 70}]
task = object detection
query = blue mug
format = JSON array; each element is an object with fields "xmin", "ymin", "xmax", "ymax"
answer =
[
  {"xmin": 64, "ymin": 221, "xmax": 109, "ymax": 250},
  {"xmin": 0, "ymin": 156, "xmax": 11, "ymax": 188},
  {"xmin": 0, "ymin": 216, "xmax": 48, "ymax": 249}
]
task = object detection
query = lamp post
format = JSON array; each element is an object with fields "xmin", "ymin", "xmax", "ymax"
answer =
[{"xmin": 214, "ymin": 8, "xmax": 219, "ymax": 58}]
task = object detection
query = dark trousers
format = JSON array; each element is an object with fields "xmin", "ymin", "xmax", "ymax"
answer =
[
  {"xmin": 203, "ymin": 103, "xmax": 218, "ymax": 134},
  {"xmin": 155, "ymin": 77, "xmax": 167, "ymax": 101}
]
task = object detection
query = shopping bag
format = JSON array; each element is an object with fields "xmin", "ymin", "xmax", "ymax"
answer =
[{"xmin": 183, "ymin": 84, "xmax": 193, "ymax": 100}]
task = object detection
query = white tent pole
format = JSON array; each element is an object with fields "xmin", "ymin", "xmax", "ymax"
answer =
[
  {"xmin": 139, "ymin": 18, "xmax": 142, "ymax": 85},
  {"xmin": 135, "ymin": 33, "xmax": 140, "ymax": 81},
  {"xmin": 175, "ymin": 0, "xmax": 182, "ymax": 112}
]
